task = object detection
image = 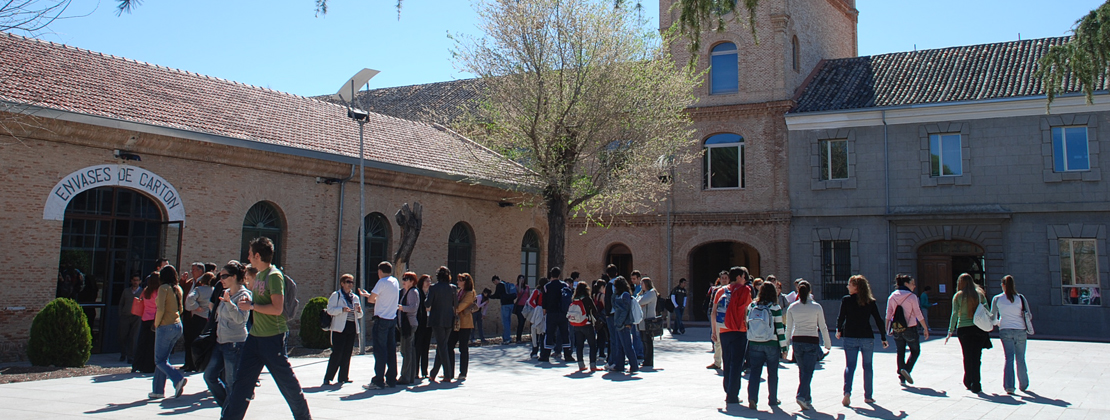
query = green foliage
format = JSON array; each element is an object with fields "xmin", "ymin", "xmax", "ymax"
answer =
[
  {"xmin": 668, "ymin": 0, "xmax": 760, "ymax": 62},
  {"xmin": 27, "ymin": 298, "xmax": 91, "ymax": 367},
  {"xmin": 1037, "ymin": 1, "xmax": 1110, "ymax": 109},
  {"xmin": 299, "ymin": 296, "xmax": 331, "ymax": 349}
]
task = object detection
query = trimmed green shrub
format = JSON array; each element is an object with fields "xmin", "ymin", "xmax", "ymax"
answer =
[
  {"xmin": 28, "ymin": 297, "xmax": 92, "ymax": 367},
  {"xmin": 299, "ymin": 296, "xmax": 330, "ymax": 349}
]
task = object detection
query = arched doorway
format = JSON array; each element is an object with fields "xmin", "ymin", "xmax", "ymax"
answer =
[
  {"xmin": 688, "ymin": 242, "xmax": 760, "ymax": 321},
  {"xmin": 57, "ymin": 187, "xmax": 169, "ymax": 354},
  {"xmin": 605, "ymin": 244, "xmax": 633, "ymax": 280},
  {"xmin": 917, "ymin": 240, "xmax": 985, "ymax": 327}
]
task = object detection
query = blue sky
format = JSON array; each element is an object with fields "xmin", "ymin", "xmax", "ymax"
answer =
[{"xmin": 13, "ymin": 0, "xmax": 1104, "ymax": 97}]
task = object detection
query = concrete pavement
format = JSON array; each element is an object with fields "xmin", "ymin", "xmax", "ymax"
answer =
[{"xmin": 1, "ymin": 328, "xmax": 1106, "ymax": 419}]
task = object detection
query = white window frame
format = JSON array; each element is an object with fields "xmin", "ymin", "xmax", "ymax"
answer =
[
  {"xmin": 1060, "ymin": 238, "xmax": 1101, "ymax": 306},
  {"xmin": 1052, "ymin": 126, "xmax": 1091, "ymax": 172},
  {"xmin": 929, "ymin": 133, "xmax": 963, "ymax": 177},
  {"xmin": 704, "ymin": 136, "xmax": 745, "ymax": 190},
  {"xmin": 820, "ymin": 138, "xmax": 848, "ymax": 180}
]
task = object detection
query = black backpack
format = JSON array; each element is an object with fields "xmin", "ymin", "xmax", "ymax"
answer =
[{"xmin": 891, "ymin": 303, "xmax": 908, "ymax": 334}]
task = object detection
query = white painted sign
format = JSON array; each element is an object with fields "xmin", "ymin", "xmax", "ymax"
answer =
[
  {"xmin": 939, "ymin": 284, "xmax": 946, "ymax": 294},
  {"xmin": 43, "ymin": 164, "xmax": 186, "ymax": 223}
]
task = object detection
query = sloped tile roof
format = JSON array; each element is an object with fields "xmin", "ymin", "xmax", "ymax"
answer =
[
  {"xmin": 319, "ymin": 78, "xmax": 485, "ymax": 126},
  {"xmin": 0, "ymin": 32, "xmax": 525, "ymax": 184},
  {"xmin": 792, "ymin": 37, "xmax": 1110, "ymax": 113}
]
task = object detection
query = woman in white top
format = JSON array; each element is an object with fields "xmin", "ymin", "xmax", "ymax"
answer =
[
  {"xmin": 323, "ymin": 273, "xmax": 362, "ymax": 386},
  {"xmin": 636, "ymin": 278, "xmax": 659, "ymax": 367},
  {"xmin": 989, "ymin": 275, "xmax": 1031, "ymax": 394},
  {"xmin": 785, "ymin": 280, "xmax": 831, "ymax": 411}
]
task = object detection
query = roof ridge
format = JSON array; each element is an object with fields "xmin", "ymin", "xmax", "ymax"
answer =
[
  {"xmin": 840, "ymin": 36, "xmax": 1072, "ymax": 63},
  {"xmin": 0, "ymin": 31, "xmax": 324, "ymax": 102}
]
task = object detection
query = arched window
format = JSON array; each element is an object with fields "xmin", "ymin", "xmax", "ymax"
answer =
[
  {"xmin": 448, "ymin": 222, "xmax": 474, "ymax": 278},
  {"xmin": 792, "ymin": 35, "xmax": 800, "ymax": 72},
  {"xmin": 521, "ymin": 229, "xmax": 541, "ymax": 287},
  {"xmin": 710, "ymin": 42, "xmax": 739, "ymax": 95},
  {"xmin": 364, "ymin": 212, "xmax": 392, "ymax": 271},
  {"xmin": 241, "ymin": 201, "xmax": 283, "ymax": 267},
  {"xmin": 703, "ymin": 133, "xmax": 745, "ymax": 189}
]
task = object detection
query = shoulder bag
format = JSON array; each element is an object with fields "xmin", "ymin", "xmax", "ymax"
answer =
[
  {"xmin": 1020, "ymin": 294, "xmax": 1035, "ymax": 335},
  {"xmin": 973, "ymin": 301, "xmax": 994, "ymax": 332}
]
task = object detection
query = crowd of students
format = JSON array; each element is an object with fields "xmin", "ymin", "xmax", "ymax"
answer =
[{"xmin": 705, "ymin": 266, "xmax": 1034, "ymax": 412}]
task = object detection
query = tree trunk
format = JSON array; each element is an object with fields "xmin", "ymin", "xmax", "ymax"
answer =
[{"xmin": 545, "ymin": 194, "xmax": 568, "ymax": 277}]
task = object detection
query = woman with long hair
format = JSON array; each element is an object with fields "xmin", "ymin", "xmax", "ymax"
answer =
[
  {"xmin": 132, "ymin": 271, "xmax": 161, "ymax": 374},
  {"xmin": 636, "ymin": 278, "xmax": 659, "ymax": 367},
  {"xmin": 609, "ymin": 277, "xmax": 638, "ymax": 373},
  {"xmin": 746, "ymin": 282, "xmax": 788, "ymax": 410},
  {"xmin": 947, "ymin": 273, "xmax": 990, "ymax": 393},
  {"xmin": 591, "ymin": 278, "xmax": 608, "ymax": 360},
  {"xmin": 414, "ymin": 274, "xmax": 432, "ymax": 379},
  {"xmin": 150, "ymin": 265, "xmax": 186, "ymax": 399},
  {"xmin": 786, "ymin": 280, "xmax": 831, "ymax": 411},
  {"xmin": 183, "ymin": 272, "xmax": 214, "ymax": 373},
  {"xmin": 204, "ymin": 261, "xmax": 251, "ymax": 407},
  {"xmin": 885, "ymin": 274, "xmax": 930, "ymax": 386},
  {"xmin": 513, "ymin": 275, "xmax": 531, "ymax": 343},
  {"xmin": 451, "ymin": 273, "xmax": 477, "ymax": 381},
  {"xmin": 398, "ymin": 272, "xmax": 421, "ymax": 385},
  {"xmin": 990, "ymin": 275, "xmax": 1031, "ymax": 394},
  {"xmin": 528, "ymin": 277, "xmax": 548, "ymax": 358},
  {"xmin": 568, "ymin": 282, "xmax": 602, "ymax": 371},
  {"xmin": 322, "ymin": 273, "xmax": 362, "ymax": 386},
  {"xmin": 836, "ymin": 275, "xmax": 888, "ymax": 406}
]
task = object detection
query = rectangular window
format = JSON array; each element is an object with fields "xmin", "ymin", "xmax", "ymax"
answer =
[
  {"xmin": 929, "ymin": 133, "xmax": 962, "ymax": 176},
  {"xmin": 1052, "ymin": 127, "xmax": 1090, "ymax": 172},
  {"xmin": 819, "ymin": 139, "xmax": 848, "ymax": 180},
  {"xmin": 1060, "ymin": 238, "xmax": 1101, "ymax": 306},
  {"xmin": 703, "ymin": 145, "xmax": 744, "ymax": 189},
  {"xmin": 821, "ymin": 240, "xmax": 851, "ymax": 299}
]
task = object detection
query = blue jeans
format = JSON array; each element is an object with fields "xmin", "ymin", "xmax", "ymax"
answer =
[
  {"xmin": 500, "ymin": 304, "xmax": 513, "ymax": 342},
  {"xmin": 720, "ymin": 331, "xmax": 748, "ymax": 402},
  {"xmin": 999, "ymin": 329, "xmax": 1029, "ymax": 391},
  {"xmin": 673, "ymin": 306, "xmax": 685, "ymax": 333},
  {"xmin": 205, "ymin": 341, "xmax": 243, "ymax": 407},
  {"xmin": 221, "ymin": 333, "xmax": 310, "ymax": 420},
  {"xmin": 631, "ymin": 326, "xmax": 644, "ymax": 359},
  {"xmin": 153, "ymin": 322, "xmax": 184, "ymax": 394},
  {"xmin": 372, "ymin": 317, "xmax": 398, "ymax": 386},
  {"xmin": 843, "ymin": 337, "xmax": 875, "ymax": 399},
  {"xmin": 792, "ymin": 342, "xmax": 820, "ymax": 403},
  {"xmin": 607, "ymin": 315, "xmax": 619, "ymax": 362},
  {"xmin": 611, "ymin": 325, "xmax": 638, "ymax": 371},
  {"xmin": 747, "ymin": 344, "xmax": 780, "ymax": 404}
]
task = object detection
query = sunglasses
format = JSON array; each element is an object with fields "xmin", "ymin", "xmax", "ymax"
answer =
[
  {"xmin": 342, "ymin": 281, "xmax": 354, "ymax": 285},
  {"xmin": 219, "ymin": 273, "xmax": 234, "ymax": 280}
]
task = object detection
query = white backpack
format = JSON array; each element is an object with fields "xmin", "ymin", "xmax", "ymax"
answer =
[{"xmin": 746, "ymin": 303, "xmax": 776, "ymax": 342}]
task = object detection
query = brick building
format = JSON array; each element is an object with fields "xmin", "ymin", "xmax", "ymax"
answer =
[{"xmin": 0, "ymin": 33, "xmax": 545, "ymax": 361}]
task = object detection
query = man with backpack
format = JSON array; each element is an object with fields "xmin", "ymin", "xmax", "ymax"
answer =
[
  {"xmin": 222, "ymin": 237, "xmax": 311, "ymax": 420},
  {"xmin": 714, "ymin": 266, "xmax": 753, "ymax": 405},
  {"xmin": 540, "ymin": 267, "xmax": 573, "ymax": 363},
  {"xmin": 490, "ymin": 275, "xmax": 518, "ymax": 344},
  {"xmin": 885, "ymin": 274, "xmax": 930, "ymax": 385}
]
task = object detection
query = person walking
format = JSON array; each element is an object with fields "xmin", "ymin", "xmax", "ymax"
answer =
[
  {"xmin": 118, "ymin": 273, "xmax": 143, "ymax": 364},
  {"xmin": 149, "ymin": 265, "xmax": 187, "ymax": 400},
  {"xmin": 707, "ymin": 270, "xmax": 729, "ymax": 370},
  {"xmin": 221, "ymin": 237, "xmax": 311, "ymax": 420},
  {"xmin": 946, "ymin": 273, "xmax": 991, "ymax": 394},
  {"xmin": 717, "ymin": 266, "xmax": 753, "ymax": 405},
  {"xmin": 512, "ymin": 275, "xmax": 530, "ymax": 344},
  {"xmin": 426, "ymin": 266, "xmax": 459, "ymax": 382},
  {"xmin": 669, "ymin": 278, "xmax": 688, "ymax": 335},
  {"xmin": 744, "ymin": 282, "xmax": 788, "ymax": 410},
  {"xmin": 451, "ymin": 273, "xmax": 477, "ymax": 381},
  {"xmin": 358, "ymin": 261, "xmax": 401, "ymax": 390},
  {"xmin": 785, "ymin": 280, "xmax": 831, "ymax": 411},
  {"xmin": 836, "ymin": 275, "xmax": 888, "ymax": 407},
  {"xmin": 322, "ymin": 274, "xmax": 362, "ymax": 386},
  {"xmin": 637, "ymin": 278, "xmax": 659, "ymax": 368},
  {"xmin": 132, "ymin": 272, "xmax": 160, "ymax": 374},
  {"xmin": 204, "ymin": 261, "xmax": 252, "ymax": 407},
  {"xmin": 567, "ymin": 282, "xmax": 602, "ymax": 371},
  {"xmin": 398, "ymin": 272, "xmax": 420, "ymax": 385},
  {"xmin": 990, "ymin": 275, "xmax": 1031, "ymax": 394},
  {"xmin": 490, "ymin": 275, "xmax": 517, "ymax": 345},
  {"xmin": 885, "ymin": 274, "xmax": 930, "ymax": 386}
]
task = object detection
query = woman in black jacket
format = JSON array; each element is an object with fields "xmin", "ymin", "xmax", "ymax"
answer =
[{"xmin": 836, "ymin": 275, "xmax": 888, "ymax": 407}]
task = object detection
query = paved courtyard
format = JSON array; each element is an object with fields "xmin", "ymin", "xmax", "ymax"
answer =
[{"xmin": 1, "ymin": 327, "xmax": 1106, "ymax": 419}]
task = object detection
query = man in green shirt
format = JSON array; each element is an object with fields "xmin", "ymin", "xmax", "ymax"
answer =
[{"xmin": 221, "ymin": 237, "xmax": 311, "ymax": 420}]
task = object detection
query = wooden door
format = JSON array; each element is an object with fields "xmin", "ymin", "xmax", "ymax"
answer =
[{"xmin": 918, "ymin": 256, "xmax": 952, "ymax": 328}]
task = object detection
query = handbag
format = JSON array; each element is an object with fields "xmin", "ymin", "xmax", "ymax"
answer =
[
  {"xmin": 1020, "ymin": 295, "xmax": 1035, "ymax": 335},
  {"xmin": 973, "ymin": 302, "xmax": 994, "ymax": 332},
  {"xmin": 646, "ymin": 317, "xmax": 665, "ymax": 338},
  {"xmin": 130, "ymin": 297, "xmax": 144, "ymax": 317},
  {"xmin": 318, "ymin": 308, "xmax": 332, "ymax": 331}
]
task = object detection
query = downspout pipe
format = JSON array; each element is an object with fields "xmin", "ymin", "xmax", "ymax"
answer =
[
  {"xmin": 883, "ymin": 110, "xmax": 893, "ymax": 290},
  {"xmin": 333, "ymin": 164, "xmax": 357, "ymax": 291}
]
